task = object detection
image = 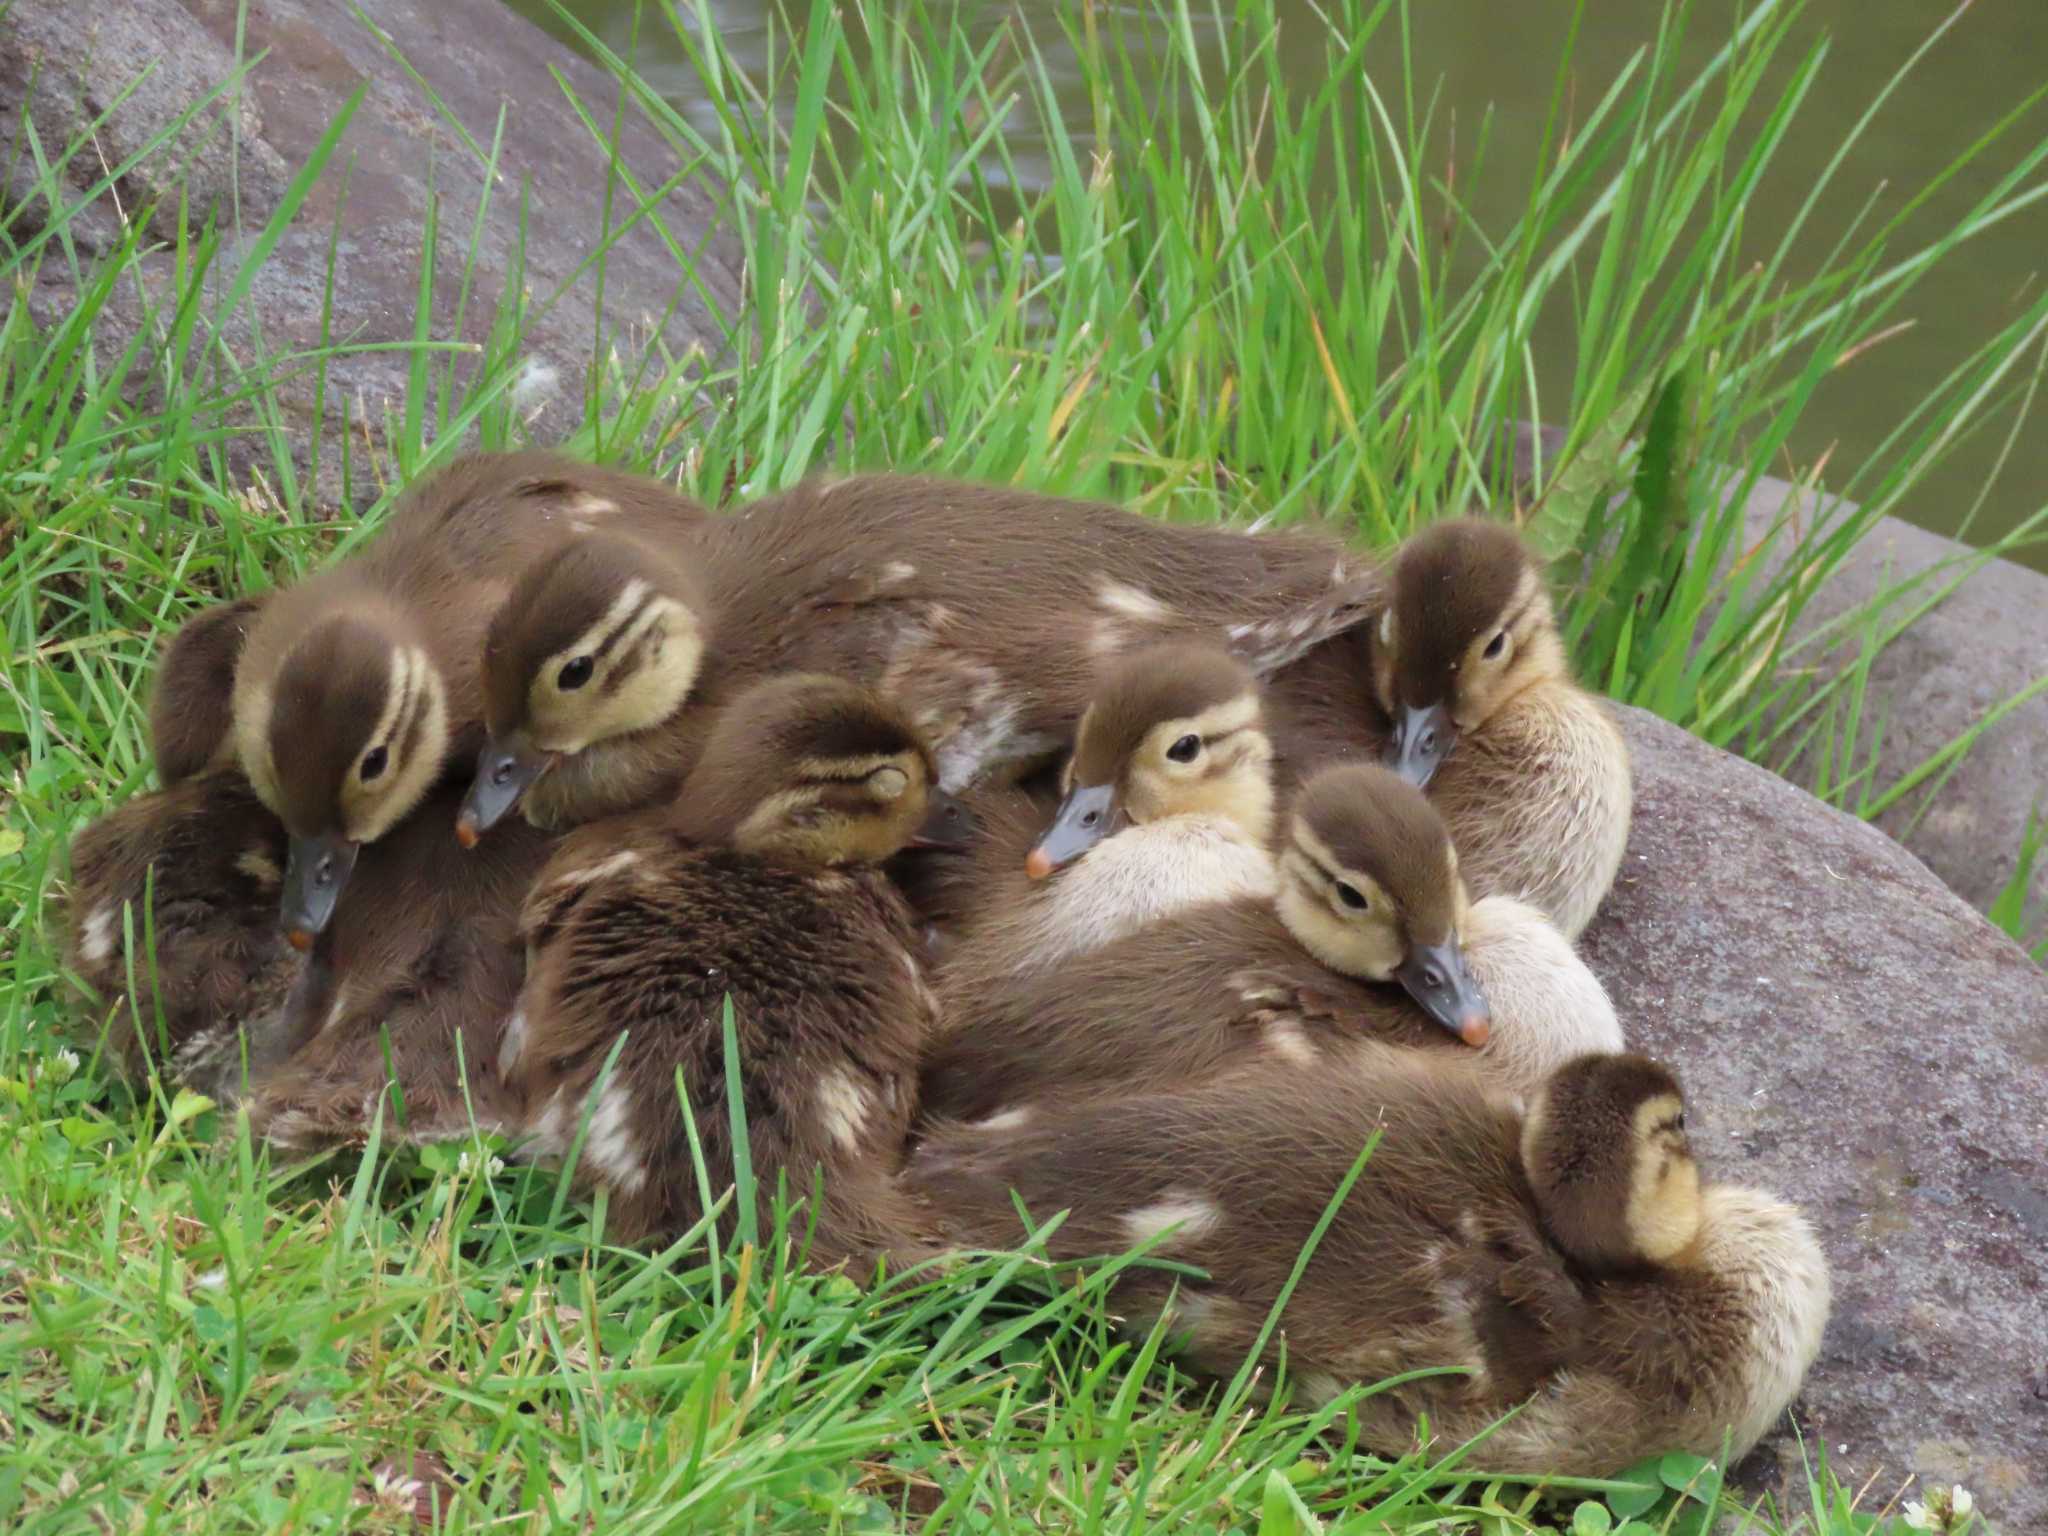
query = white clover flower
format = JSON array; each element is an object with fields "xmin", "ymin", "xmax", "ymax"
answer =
[
  {"xmin": 455, "ymin": 1149, "xmax": 505, "ymax": 1180},
  {"xmin": 48, "ymin": 1048, "xmax": 80, "ymax": 1085},
  {"xmin": 1952, "ymin": 1488, "xmax": 1974, "ymax": 1520},
  {"xmin": 1904, "ymin": 1503, "xmax": 1933, "ymax": 1531},
  {"xmin": 1903, "ymin": 1484, "xmax": 1976, "ymax": 1532}
]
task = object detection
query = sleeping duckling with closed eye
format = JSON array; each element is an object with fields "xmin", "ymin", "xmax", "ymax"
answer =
[
  {"xmin": 61, "ymin": 771, "xmax": 302, "ymax": 1082},
  {"xmin": 454, "ymin": 474, "xmax": 1385, "ymax": 840},
  {"xmin": 501, "ymin": 673, "xmax": 964, "ymax": 1268},
  {"xmin": 153, "ymin": 452, "xmax": 705, "ymax": 946},
  {"xmin": 905, "ymin": 1049, "xmax": 1830, "ymax": 1475},
  {"xmin": 920, "ymin": 762, "xmax": 1619, "ymax": 1121},
  {"xmin": 1269, "ymin": 517, "xmax": 1630, "ymax": 938},
  {"xmin": 935, "ymin": 642, "xmax": 1279, "ymax": 989}
]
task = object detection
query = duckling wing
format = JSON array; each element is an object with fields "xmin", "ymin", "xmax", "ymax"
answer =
[{"xmin": 149, "ymin": 593, "xmax": 271, "ymax": 786}]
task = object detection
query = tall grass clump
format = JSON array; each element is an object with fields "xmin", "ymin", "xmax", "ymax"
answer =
[{"xmin": 0, "ymin": 0, "xmax": 2037, "ymax": 1528}]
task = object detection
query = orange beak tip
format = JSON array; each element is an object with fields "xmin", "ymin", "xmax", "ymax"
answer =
[
  {"xmin": 1460, "ymin": 1016, "xmax": 1492, "ymax": 1048},
  {"xmin": 454, "ymin": 817, "xmax": 480, "ymax": 850},
  {"xmin": 1023, "ymin": 849, "xmax": 1053, "ymax": 881},
  {"xmin": 285, "ymin": 928, "xmax": 314, "ymax": 953}
]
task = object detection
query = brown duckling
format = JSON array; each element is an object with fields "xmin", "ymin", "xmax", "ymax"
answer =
[
  {"xmin": 905, "ymin": 1049, "xmax": 1830, "ymax": 1474},
  {"xmin": 61, "ymin": 771, "xmax": 301, "ymax": 1082},
  {"xmin": 240, "ymin": 780, "xmax": 558, "ymax": 1150},
  {"xmin": 455, "ymin": 474, "xmax": 1384, "ymax": 839},
  {"xmin": 169, "ymin": 452, "xmax": 705, "ymax": 945},
  {"xmin": 937, "ymin": 642, "xmax": 1280, "ymax": 989},
  {"xmin": 1269, "ymin": 517, "xmax": 1631, "ymax": 938},
  {"xmin": 920, "ymin": 762, "xmax": 1619, "ymax": 1121},
  {"xmin": 500, "ymin": 673, "xmax": 963, "ymax": 1268}
]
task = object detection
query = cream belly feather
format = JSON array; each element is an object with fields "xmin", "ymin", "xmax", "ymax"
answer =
[{"xmin": 1006, "ymin": 816, "xmax": 1277, "ymax": 975}]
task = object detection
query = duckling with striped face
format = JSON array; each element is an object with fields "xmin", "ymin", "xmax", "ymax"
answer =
[
  {"xmin": 204, "ymin": 453, "xmax": 707, "ymax": 947},
  {"xmin": 906, "ymin": 1049, "xmax": 1829, "ymax": 1475},
  {"xmin": 922, "ymin": 762, "xmax": 1623, "ymax": 1122},
  {"xmin": 456, "ymin": 474, "xmax": 1389, "ymax": 841},
  {"xmin": 1271, "ymin": 517, "xmax": 1631, "ymax": 938},
  {"xmin": 502, "ymin": 674, "xmax": 962, "ymax": 1266}
]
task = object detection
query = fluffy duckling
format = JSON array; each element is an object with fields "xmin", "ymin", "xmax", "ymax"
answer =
[
  {"xmin": 1269, "ymin": 517, "xmax": 1631, "ymax": 938},
  {"xmin": 920, "ymin": 763, "xmax": 1619, "ymax": 1120},
  {"xmin": 62, "ymin": 771, "xmax": 303, "ymax": 1082},
  {"xmin": 500, "ymin": 673, "xmax": 963, "ymax": 1268},
  {"xmin": 240, "ymin": 780, "xmax": 558, "ymax": 1149},
  {"xmin": 936, "ymin": 642, "xmax": 1279, "ymax": 988},
  {"xmin": 456, "ymin": 474, "xmax": 1384, "ymax": 839},
  {"xmin": 166, "ymin": 452, "xmax": 704, "ymax": 945},
  {"xmin": 906, "ymin": 1049, "xmax": 1831, "ymax": 1475}
]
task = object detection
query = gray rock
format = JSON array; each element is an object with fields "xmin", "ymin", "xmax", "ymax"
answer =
[
  {"xmin": 1, "ymin": 0, "xmax": 742, "ymax": 500},
  {"xmin": 1506, "ymin": 421, "xmax": 2048, "ymax": 936},
  {"xmin": 1586, "ymin": 705, "xmax": 2048, "ymax": 1526}
]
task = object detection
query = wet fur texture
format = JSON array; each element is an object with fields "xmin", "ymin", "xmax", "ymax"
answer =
[
  {"xmin": 506, "ymin": 817, "xmax": 939, "ymax": 1268},
  {"xmin": 506, "ymin": 474, "xmax": 1386, "ymax": 829},
  {"xmin": 905, "ymin": 1049, "xmax": 1829, "ymax": 1474},
  {"xmin": 61, "ymin": 772, "xmax": 301, "ymax": 1080}
]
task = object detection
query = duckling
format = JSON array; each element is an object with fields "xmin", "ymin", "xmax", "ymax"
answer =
[
  {"xmin": 920, "ymin": 762, "xmax": 1619, "ymax": 1120},
  {"xmin": 905, "ymin": 1049, "xmax": 1831, "ymax": 1475},
  {"xmin": 500, "ymin": 673, "xmax": 964, "ymax": 1268},
  {"xmin": 456, "ymin": 474, "xmax": 1384, "ymax": 839},
  {"xmin": 937, "ymin": 642, "xmax": 1280, "ymax": 990},
  {"xmin": 240, "ymin": 780, "xmax": 558, "ymax": 1150},
  {"xmin": 178, "ymin": 452, "xmax": 705, "ymax": 945},
  {"xmin": 61, "ymin": 770, "xmax": 303, "ymax": 1082},
  {"xmin": 1268, "ymin": 517, "xmax": 1630, "ymax": 938}
]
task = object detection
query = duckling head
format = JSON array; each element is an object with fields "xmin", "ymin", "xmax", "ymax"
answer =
[
  {"xmin": 1026, "ymin": 642, "xmax": 1272, "ymax": 879},
  {"xmin": 1273, "ymin": 763, "xmax": 1490, "ymax": 1044},
  {"xmin": 458, "ymin": 534, "xmax": 709, "ymax": 842},
  {"xmin": 1373, "ymin": 518, "xmax": 1566, "ymax": 787},
  {"xmin": 1521, "ymin": 1052, "xmax": 1704, "ymax": 1272},
  {"xmin": 676, "ymin": 673, "xmax": 967, "ymax": 867},
  {"xmin": 237, "ymin": 601, "xmax": 450, "ymax": 949}
]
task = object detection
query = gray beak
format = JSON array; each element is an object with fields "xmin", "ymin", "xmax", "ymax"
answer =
[
  {"xmin": 456, "ymin": 734, "xmax": 554, "ymax": 846},
  {"xmin": 911, "ymin": 787, "xmax": 976, "ymax": 850},
  {"xmin": 1393, "ymin": 939, "xmax": 1491, "ymax": 1045},
  {"xmin": 281, "ymin": 830, "xmax": 360, "ymax": 950},
  {"xmin": 1024, "ymin": 782, "xmax": 1123, "ymax": 880},
  {"xmin": 1390, "ymin": 702, "xmax": 1456, "ymax": 788}
]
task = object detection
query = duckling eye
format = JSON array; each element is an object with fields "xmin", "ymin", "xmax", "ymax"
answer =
[
  {"xmin": 1335, "ymin": 881, "xmax": 1368, "ymax": 911},
  {"xmin": 1166, "ymin": 734, "xmax": 1202, "ymax": 764},
  {"xmin": 557, "ymin": 656, "xmax": 595, "ymax": 691},
  {"xmin": 1484, "ymin": 630, "xmax": 1508, "ymax": 659},
  {"xmin": 359, "ymin": 746, "xmax": 388, "ymax": 782}
]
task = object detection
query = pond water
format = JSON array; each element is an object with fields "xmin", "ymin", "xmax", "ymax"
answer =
[{"xmin": 506, "ymin": 0, "xmax": 2048, "ymax": 571}]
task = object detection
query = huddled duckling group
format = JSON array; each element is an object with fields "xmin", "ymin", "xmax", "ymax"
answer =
[{"xmin": 61, "ymin": 451, "xmax": 1829, "ymax": 1477}]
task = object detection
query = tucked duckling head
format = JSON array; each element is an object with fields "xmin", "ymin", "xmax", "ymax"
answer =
[
  {"xmin": 1274, "ymin": 763, "xmax": 1489, "ymax": 1044},
  {"xmin": 1027, "ymin": 643, "xmax": 1272, "ymax": 879},
  {"xmin": 1521, "ymin": 1052, "xmax": 1703, "ymax": 1272},
  {"xmin": 673, "ymin": 673, "xmax": 966, "ymax": 867},
  {"xmin": 235, "ymin": 598, "xmax": 451, "ymax": 949},
  {"xmin": 1372, "ymin": 518, "xmax": 1566, "ymax": 787},
  {"xmin": 458, "ymin": 535, "xmax": 710, "ymax": 842}
]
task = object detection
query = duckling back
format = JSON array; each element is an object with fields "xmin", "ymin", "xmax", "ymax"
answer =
[{"xmin": 905, "ymin": 1047, "xmax": 1829, "ymax": 1473}]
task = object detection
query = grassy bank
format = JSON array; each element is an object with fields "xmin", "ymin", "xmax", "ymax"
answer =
[{"xmin": 2, "ymin": 0, "xmax": 2032, "ymax": 1527}]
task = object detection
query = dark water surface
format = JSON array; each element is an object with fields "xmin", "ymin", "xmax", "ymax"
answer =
[{"xmin": 507, "ymin": 0, "xmax": 2048, "ymax": 570}]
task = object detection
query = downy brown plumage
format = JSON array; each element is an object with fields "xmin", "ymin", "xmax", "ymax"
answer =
[
  {"xmin": 62, "ymin": 771, "xmax": 301, "ymax": 1083},
  {"xmin": 920, "ymin": 762, "xmax": 1619, "ymax": 1121},
  {"xmin": 241, "ymin": 780, "xmax": 558, "ymax": 1150},
  {"xmin": 905, "ymin": 1049, "xmax": 1830, "ymax": 1475},
  {"xmin": 455, "ymin": 474, "xmax": 1385, "ymax": 839},
  {"xmin": 1269, "ymin": 517, "xmax": 1631, "ymax": 938},
  {"xmin": 189, "ymin": 452, "xmax": 706, "ymax": 944},
  {"xmin": 935, "ymin": 642, "xmax": 1280, "ymax": 993},
  {"xmin": 500, "ymin": 673, "xmax": 964, "ymax": 1269}
]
